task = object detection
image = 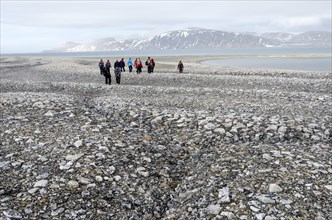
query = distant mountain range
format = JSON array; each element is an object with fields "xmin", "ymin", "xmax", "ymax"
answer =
[{"xmin": 44, "ymin": 28, "xmax": 332, "ymax": 52}]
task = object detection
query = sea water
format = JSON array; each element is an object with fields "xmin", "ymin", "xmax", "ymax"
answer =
[{"xmin": 202, "ymin": 57, "xmax": 332, "ymax": 72}]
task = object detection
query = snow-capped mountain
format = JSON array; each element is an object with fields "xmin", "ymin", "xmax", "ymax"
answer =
[
  {"xmin": 44, "ymin": 28, "xmax": 332, "ymax": 52},
  {"xmin": 131, "ymin": 28, "xmax": 279, "ymax": 50},
  {"xmin": 260, "ymin": 32, "xmax": 295, "ymax": 42},
  {"xmin": 288, "ymin": 31, "xmax": 332, "ymax": 46}
]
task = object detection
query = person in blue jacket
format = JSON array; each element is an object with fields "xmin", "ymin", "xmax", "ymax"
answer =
[{"xmin": 127, "ymin": 58, "xmax": 133, "ymax": 73}]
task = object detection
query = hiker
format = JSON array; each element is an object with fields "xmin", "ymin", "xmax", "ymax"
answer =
[
  {"xmin": 145, "ymin": 57, "xmax": 152, "ymax": 73},
  {"xmin": 114, "ymin": 60, "xmax": 121, "ymax": 84},
  {"xmin": 135, "ymin": 58, "xmax": 143, "ymax": 74},
  {"xmin": 119, "ymin": 58, "xmax": 126, "ymax": 72},
  {"xmin": 177, "ymin": 61, "xmax": 184, "ymax": 73},
  {"xmin": 127, "ymin": 58, "xmax": 133, "ymax": 73},
  {"xmin": 99, "ymin": 59, "xmax": 104, "ymax": 75},
  {"xmin": 104, "ymin": 60, "xmax": 111, "ymax": 84},
  {"xmin": 150, "ymin": 58, "xmax": 155, "ymax": 73}
]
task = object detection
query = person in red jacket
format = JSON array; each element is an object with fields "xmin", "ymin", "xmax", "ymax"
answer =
[
  {"xmin": 150, "ymin": 58, "xmax": 155, "ymax": 73},
  {"xmin": 134, "ymin": 58, "xmax": 143, "ymax": 74}
]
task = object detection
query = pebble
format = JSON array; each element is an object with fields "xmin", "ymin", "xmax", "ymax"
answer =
[
  {"xmin": 269, "ymin": 183, "xmax": 283, "ymax": 193},
  {"xmin": 65, "ymin": 154, "xmax": 83, "ymax": 161},
  {"xmin": 255, "ymin": 195, "xmax": 275, "ymax": 204},
  {"xmin": 74, "ymin": 140, "xmax": 83, "ymax": 148},
  {"xmin": 95, "ymin": 176, "xmax": 103, "ymax": 182},
  {"xmin": 33, "ymin": 179, "xmax": 48, "ymax": 188},
  {"xmin": 1, "ymin": 57, "xmax": 331, "ymax": 219},
  {"xmin": 218, "ymin": 187, "xmax": 231, "ymax": 203},
  {"xmin": 206, "ymin": 204, "xmax": 221, "ymax": 215},
  {"xmin": 324, "ymin": 185, "xmax": 332, "ymax": 191},
  {"xmin": 67, "ymin": 180, "xmax": 79, "ymax": 188},
  {"xmin": 3, "ymin": 210, "xmax": 22, "ymax": 219}
]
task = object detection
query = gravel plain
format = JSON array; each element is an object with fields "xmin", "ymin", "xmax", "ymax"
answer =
[{"xmin": 0, "ymin": 55, "xmax": 331, "ymax": 219}]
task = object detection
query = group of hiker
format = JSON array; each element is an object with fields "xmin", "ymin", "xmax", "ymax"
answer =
[{"xmin": 98, "ymin": 57, "xmax": 184, "ymax": 85}]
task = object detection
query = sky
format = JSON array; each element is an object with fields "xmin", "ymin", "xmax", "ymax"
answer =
[{"xmin": 1, "ymin": 0, "xmax": 331, "ymax": 53}]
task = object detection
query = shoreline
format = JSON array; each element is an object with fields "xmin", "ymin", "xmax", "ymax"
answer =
[{"xmin": 2, "ymin": 54, "xmax": 331, "ymax": 73}]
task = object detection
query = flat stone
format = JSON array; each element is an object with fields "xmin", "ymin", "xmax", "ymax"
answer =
[
  {"xmin": 67, "ymin": 180, "xmax": 79, "ymax": 188},
  {"xmin": 114, "ymin": 175, "xmax": 122, "ymax": 181},
  {"xmin": 214, "ymin": 128, "xmax": 226, "ymax": 134},
  {"xmin": 256, "ymin": 213, "xmax": 266, "ymax": 220},
  {"xmin": 198, "ymin": 119, "xmax": 208, "ymax": 126},
  {"xmin": 32, "ymin": 101, "xmax": 45, "ymax": 108},
  {"xmin": 136, "ymin": 167, "xmax": 150, "ymax": 177},
  {"xmin": 78, "ymin": 177, "xmax": 91, "ymax": 185},
  {"xmin": 218, "ymin": 187, "xmax": 230, "ymax": 203},
  {"xmin": 44, "ymin": 110, "xmax": 54, "ymax": 117},
  {"xmin": 324, "ymin": 185, "xmax": 332, "ymax": 191},
  {"xmin": 262, "ymin": 154, "xmax": 273, "ymax": 161},
  {"xmin": 206, "ymin": 204, "xmax": 221, "ymax": 215},
  {"xmin": 250, "ymin": 206, "xmax": 261, "ymax": 212},
  {"xmin": 204, "ymin": 123, "xmax": 216, "ymax": 130},
  {"xmin": 3, "ymin": 210, "xmax": 22, "ymax": 219},
  {"xmin": 269, "ymin": 184, "xmax": 283, "ymax": 193},
  {"xmin": 74, "ymin": 140, "xmax": 83, "ymax": 148},
  {"xmin": 95, "ymin": 176, "xmax": 103, "ymax": 182},
  {"xmin": 65, "ymin": 154, "xmax": 83, "ymax": 161},
  {"xmin": 34, "ymin": 179, "xmax": 48, "ymax": 188},
  {"xmin": 220, "ymin": 211, "xmax": 236, "ymax": 219},
  {"xmin": 143, "ymin": 135, "xmax": 152, "ymax": 141},
  {"xmin": 255, "ymin": 194, "xmax": 275, "ymax": 204},
  {"xmin": 28, "ymin": 188, "xmax": 39, "ymax": 194}
]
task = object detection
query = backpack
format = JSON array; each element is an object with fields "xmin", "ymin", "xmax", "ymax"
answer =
[{"xmin": 145, "ymin": 60, "xmax": 149, "ymax": 66}]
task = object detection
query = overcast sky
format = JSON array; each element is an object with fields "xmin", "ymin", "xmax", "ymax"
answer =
[{"xmin": 1, "ymin": 0, "xmax": 331, "ymax": 53}]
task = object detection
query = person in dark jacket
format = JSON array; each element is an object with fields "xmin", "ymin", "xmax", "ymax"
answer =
[
  {"xmin": 177, "ymin": 61, "xmax": 184, "ymax": 73},
  {"xmin": 119, "ymin": 58, "xmax": 125, "ymax": 72},
  {"xmin": 114, "ymin": 60, "xmax": 121, "ymax": 84},
  {"xmin": 99, "ymin": 59, "xmax": 104, "ymax": 75},
  {"xmin": 104, "ymin": 60, "xmax": 111, "ymax": 84},
  {"xmin": 145, "ymin": 57, "xmax": 151, "ymax": 73}
]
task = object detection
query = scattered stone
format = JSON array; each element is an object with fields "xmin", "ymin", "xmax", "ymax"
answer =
[
  {"xmin": 206, "ymin": 204, "xmax": 221, "ymax": 215},
  {"xmin": 220, "ymin": 211, "xmax": 236, "ymax": 219},
  {"xmin": 1, "ymin": 57, "xmax": 331, "ymax": 219},
  {"xmin": 3, "ymin": 210, "xmax": 22, "ymax": 219},
  {"xmin": 269, "ymin": 183, "xmax": 283, "ymax": 193},
  {"xmin": 143, "ymin": 135, "xmax": 152, "ymax": 141},
  {"xmin": 28, "ymin": 188, "xmax": 39, "ymax": 194},
  {"xmin": 74, "ymin": 140, "xmax": 83, "ymax": 148},
  {"xmin": 324, "ymin": 185, "xmax": 332, "ymax": 191},
  {"xmin": 218, "ymin": 187, "xmax": 231, "ymax": 203},
  {"xmin": 204, "ymin": 123, "xmax": 216, "ymax": 130},
  {"xmin": 95, "ymin": 176, "xmax": 103, "ymax": 182},
  {"xmin": 214, "ymin": 128, "xmax": 226, "ymax": 134},
  {"xmin": 255, "ymin": 195, "xmax": 275, "ymax": 204},
  {"xmin": 65, "ymin": 154, "xmax": 83, "ymax": 161},
  {"xmin": 67, "ymin": 180, "xmax": 79, "ymax": 188},
  {"xmin": 136, "ymin": 167, "xmax": 150, "ymax": 177},
  {"xmin": 34, "ymin": 179, "xmax": 48, "ymax": 188},
  {"xmin": 78, "ymin": 177, "xmax": 91, "ymax": 185}
]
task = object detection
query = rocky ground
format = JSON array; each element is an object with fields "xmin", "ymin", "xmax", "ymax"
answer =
[{"xmin": 0, "ymin": 56, "xmax": 331, "ymax": 219}]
